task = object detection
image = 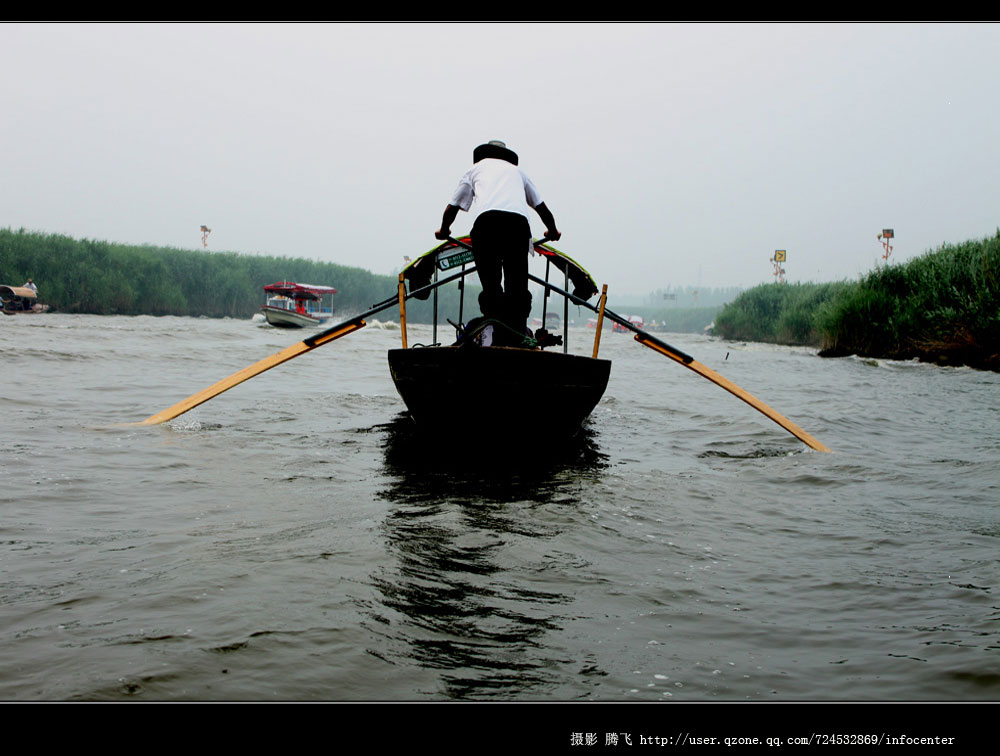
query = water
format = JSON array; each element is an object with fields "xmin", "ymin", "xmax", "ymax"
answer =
[{"xmin": 1, "ymin": 313, "xmax": 998, "ymax": 702}]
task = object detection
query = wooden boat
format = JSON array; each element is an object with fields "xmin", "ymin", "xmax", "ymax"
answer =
[
  {"xmin": 260, "ymin": 281, "xmax": 336, "ymax": 328},
  {"xmin": 612, "ymin": 314, "xmax": 643, "ymax": 333},
  {"xmin": 388, "ymin": 345, "xmax": 611, "ymax": 438},
  {"xmin": 1, "ymin": 285, "xmax": 49, "ymax": 315},
  {"xmin": 389, "ymin": 237, "xmax": 611, "ymax": 438}
]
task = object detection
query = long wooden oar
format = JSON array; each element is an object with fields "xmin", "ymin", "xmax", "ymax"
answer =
[
  {"xmin": 136, "ymin": 318, "xmax": 366, "ymax": 425},
  {"xmin": 135, "ymin": 266, "xmax": 476, "ymax": 426},
  {"xmin": 631, "ymin": 332, "xmax": 831, "ymax": 452},
  {"xmin": 525, "ymin": 271, "xmax": 832, "ymax": 453}
]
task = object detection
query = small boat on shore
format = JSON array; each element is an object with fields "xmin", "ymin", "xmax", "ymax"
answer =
[
  {"xmin": 260, "ymin": 282, "xmax": 336, "ymax": 328},
  {"xmin": 1, "ymin": 285, "xmax": 49, "ymax": 315}
]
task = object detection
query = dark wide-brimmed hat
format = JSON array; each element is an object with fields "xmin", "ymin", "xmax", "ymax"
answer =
[{"xmin": 473, "ymin": 140, "xmax": 518, "ymax": 165}]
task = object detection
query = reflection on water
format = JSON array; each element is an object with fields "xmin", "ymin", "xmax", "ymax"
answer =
[
  {"xmin": 5, "ymin": 315, "xmax": 1000, "ymax": 701},
  {"xmin": 369, "ymin": 414, "xmax": 609, "ymax": 698},
  {"xmin": 377, "ymin": 413, "xmax": 609, "ymax": 505}
]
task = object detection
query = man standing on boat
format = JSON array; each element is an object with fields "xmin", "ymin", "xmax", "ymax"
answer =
[{"xmin": 436, "ymin": 140, "xmax": 560, "ymax": 346}]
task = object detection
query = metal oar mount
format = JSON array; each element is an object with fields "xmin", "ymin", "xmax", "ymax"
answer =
[{"xmin": 525, "ymin": 270, "xmax": 832, "ymax": 453}]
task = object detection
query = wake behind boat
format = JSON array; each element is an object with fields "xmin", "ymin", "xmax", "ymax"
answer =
[{"xmin": 260, "ymin": 281, "xmax": 337, "ymax": 328}]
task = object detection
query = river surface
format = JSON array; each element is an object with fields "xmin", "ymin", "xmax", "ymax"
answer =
[{"xmin": 1, "ymin": 312, "xmax": 998, "ymax": 703}]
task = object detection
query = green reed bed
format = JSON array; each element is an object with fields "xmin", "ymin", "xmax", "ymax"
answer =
[
  {"xmin": 713, "ymin": 281, "xmax": 850, "ymax": 346},
  {"xmin": 713, "ymin": 233, "xmax": 1000, "ymax": 370},
  {"xmin": 0, "ymin": 227, "xmax": 473, "ymax": 323},
  {"xmin": 818, "ymin": 233, "xmax": 1000, "ymax": 369}
]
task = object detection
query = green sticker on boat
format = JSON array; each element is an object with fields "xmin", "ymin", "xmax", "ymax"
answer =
[{"xmin": 438, "ymin": 248, "xmax": 475, "ymax": 270}]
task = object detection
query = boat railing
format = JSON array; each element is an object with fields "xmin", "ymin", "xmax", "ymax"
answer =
[
  {"xmin": 384, "ymin": 238, "xmax": 620, "ymax": 359},
  {"xmin": 356, "ymin": 237, "xmax": 685, "ymax": 365}
]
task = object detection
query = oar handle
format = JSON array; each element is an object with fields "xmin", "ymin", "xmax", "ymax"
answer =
[
  {"xmin": 449, "ymin": 235, "xmax": 554, "ymax": 252},
  {"xmin": 447, "ymin": 236, "xmax": 473, "ymax": 251},
  {"xmin": 632, "ymin": 331, "xmax": 694, "ymax": 365},
  {"xmin": 303, "ymin": 314, "xmax": 366, "ymax": 348}
]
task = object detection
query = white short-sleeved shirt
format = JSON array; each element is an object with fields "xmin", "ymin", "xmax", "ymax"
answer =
[{"xmin": 448, "ymin": 158, "xmax": 542, "ymax": 222}]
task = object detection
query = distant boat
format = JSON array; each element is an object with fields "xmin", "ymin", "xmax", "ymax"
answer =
[
  {"xmin": 1, "ymin": 285, "xmax": 49, "ymax": 315},
  {"xmin": 260, "ymin": 282, "xmax": 337, "ymax": 328},
  {"xmin": 612, "ymin": 314, "xmax": 643, "ymax": 333}
]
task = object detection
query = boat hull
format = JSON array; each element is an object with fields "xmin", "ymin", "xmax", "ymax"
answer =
[
  {"xmin": 387, "ymin": 346, "xmax": 611, "ymax": 438},
  {"xmin": 2, "ymin": 304, "xmax": 49, "ymax": 315},
  {"xmin": 261, "ymin": 306, "xmax": 330, "ymax": 328},
  {"xmin": 1, "ymin": 285, "xmax": 47, "ymax": 315}
]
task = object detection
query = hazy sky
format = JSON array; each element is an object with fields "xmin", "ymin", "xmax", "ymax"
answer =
[{"xmin": 3, "ymin": 22, "xmax": 998, "ymax": 296}]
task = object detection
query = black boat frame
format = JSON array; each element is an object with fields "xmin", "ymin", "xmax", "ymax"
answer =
[{"xmin": 383, "ymin": 237, "xmax": 618, "ymax": 437}]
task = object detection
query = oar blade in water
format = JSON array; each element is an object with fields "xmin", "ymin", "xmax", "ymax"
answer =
[{"xmin": 634, "ymin": 334, "xmax": 832, "ymax": 453}]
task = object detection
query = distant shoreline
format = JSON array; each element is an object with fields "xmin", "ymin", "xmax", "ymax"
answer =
[
  {"xmin": 712, "ymin": 232, "xmax": 1000, "ymax": 372},
  {"xmin": 0, "ymin": 227, "xmax": 465, "ymax": 325}
]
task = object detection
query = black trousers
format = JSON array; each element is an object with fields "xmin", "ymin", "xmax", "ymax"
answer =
[{"xmin": 470, "ymin": 210, "xmax": 531, "ymax": 345}]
